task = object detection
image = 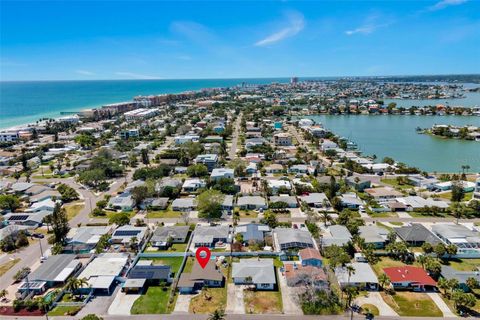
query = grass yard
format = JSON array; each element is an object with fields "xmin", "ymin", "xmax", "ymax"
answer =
[
  {"xmin": 372, "ymin": 257, "xmax": 407, "ymax": 276},
  {"xmin": 238, "ymin": 210, "xmax": 258, "ymax": 219},
  {"xmin": 361, "ymin": 304, "xmax": 379, "ymax": 316},
  {"xmin": 0, "ymin": 258, "xmax": 20, "ymax": 276},
  {"xmin": 381, "ymin": 292, "xmax": 442, "ymax": 317},
  {"xmin": 64, "ymin": 202, "xmax": 84, "ymax": 220},
  {"xmin": 244, "ymin": 290, "xmax": 283, "ymax": 314},
  {"xmin": 437, "ymin": 191, "xmax": 473, "ymax": 201},
  {"xmin": 48, "ymin": 306, "xmax": 82, "ymax": 316},
  {"xmin": 131, "ymin": 285, "xmax": 173, "ymax": 314},
  {"xmin": 189, "ymin": 287, "xmax": 227, "ymax": 314},
  {"xmin": 369, "ymin": 211, "xmax": 397, "ymax": 218},
  {"xmin": 146, "ymin": 206, "xmax": 182, "ymax": 218},
  {"xmin": 443, "ymin": 258, "xmax": 480, "ymax": 271},
  {"xmin": 145, "ymin": 243, "xmax": 188, "ymax": 253},
  {"xmin": 380, "ymin": 179, "xmax": 414, "ymax": 190}
]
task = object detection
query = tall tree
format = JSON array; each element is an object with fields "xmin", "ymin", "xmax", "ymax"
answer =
[
  {"xmin": 50, "ymin": 203, "xmax": 70, "ymax": 244},
  {"xmin": 197, "ymin": 190, "xmax": 224, "ymax": 222}
]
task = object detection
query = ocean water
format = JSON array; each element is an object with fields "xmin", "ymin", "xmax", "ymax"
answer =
[
  {"xmin": 2, "ymin": 79, "xmax": 480, "ymax": 129},
  {"xmin": 0, "ymin": 78, "xmax": 292, "ymax": 129},
  {"xmin": 307, "ymin": 114, "xmax": 480, "ymax": 173}
]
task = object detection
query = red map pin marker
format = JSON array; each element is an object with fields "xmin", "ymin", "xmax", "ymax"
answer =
[{"xmin": 195, "ymin": 247, "xmax": 211, "ymax": 269}]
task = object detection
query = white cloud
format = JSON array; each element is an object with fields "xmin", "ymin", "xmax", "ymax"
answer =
[
  {"xmin": 75, "ymin": 69, "xmax": 95, "ymax": 76},
  {"xmin": 255, "ymin": 11, "xmax": 305, "ymax": 47},
  {"xmin": 114, "ymin": 72, "xmax": 160, "ymax": 79},
  {"xmin": 345, "ymin": 14, "xmax": 392, "ymax": 36},
  {"xmin": 428, "ymin": 0, "xmax": 468, "ymax": 11}
]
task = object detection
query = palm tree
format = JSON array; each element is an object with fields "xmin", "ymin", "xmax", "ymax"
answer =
[
  {"xmin": 208, "ymin": 309, "xmax": 225, "ymax": 320},
  {"xmin": 130, "ymin": 236, "xmax": 138, "ymax": 253},
  {"xmin": 417, "ymin": 254, "xmax": 427, "ymax": 269},
  {"xmin": 65, "ymin": 277, "xmax": 89, "ymax": 298},
  {"xmin": 451, "ymin": 202, "xmax": 466, "ymax": 224},
  {"xmin": 378, "ymin": 273, "xmax": 390, "ymax": 291},
  {"xmin": 346, "ymin": 265, "xmax": 356, "ymax": 285},
  {"xmin": 0, "ymin": 289, "xmax": 8, "ymax": 301},
  {"xmin": 320, "ymin": 210, "xmax": 331, "ymax": 227}
]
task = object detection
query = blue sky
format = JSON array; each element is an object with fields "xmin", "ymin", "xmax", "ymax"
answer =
[{"xmin": 1, "ymin": 0, "xmax": 479, "ymax": 81}]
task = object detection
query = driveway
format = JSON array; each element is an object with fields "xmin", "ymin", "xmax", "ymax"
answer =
[
  {"xmin": 355, "ymin": 291, "xmax": 398, "ymax": 316},
  {"xmin": 276, "ymin": 268, "xmax": 302, "ymax": 315},
  {"xmin": 77, "ymin": 287, "xmax": 120, "ymax": 318},
  {"xmin": 108, "ymin": 290, "xmax": 140, "ymax": 315},
  {"xmin": 173, "ymin": 293, "xmax": 195, "ymax": 313},
  {"xmin": 427, "ymin": 292, "xmax": 456, "ymax": 317},
  {"xmin": 226, "ymin": 283, "xmax": 245, "ymax": 314}
]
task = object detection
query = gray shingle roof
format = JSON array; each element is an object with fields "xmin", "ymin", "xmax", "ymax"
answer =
[{"xmin": 232, "ymin": 259, "xmax": 276, "ymax": 284}]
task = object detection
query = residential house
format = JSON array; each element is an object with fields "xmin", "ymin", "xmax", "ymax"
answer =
[
  {"xmin": 232, "ymin": 259, "xmax": 276, "ymax": 290},
  {"xmin": 299, "ymin": 193, "xmax": 330, "ymax": 208},
  {"xmin": 65, "ymin": 225, "xmax": 113, "ymax": 253},
  {"xmin": 78, "ymin": 253, "xmax": 130, "ymax": 294},
  {"xmin": 18, "ymin": 254, "xmax": 81, "ymax": 294},
  {"xmin": 150, "ymin": 226, "xmax": 190, "ymax": 248},
  {"xmin": 178, "ymin": 260, "xmax": 224, "ymax": 294},
  {"xmin": 321, "ymin": 225, "xmax": 352, "ymax": 248},
  {"xmin": 364, "ymin": 187, "xmax": 402, "ymax": 201},
  {"xmin": 274, "ymin": 228, "xmax": 314, "ymax": 251},
  {"xmin": 194, "ymin": 154, "xmax": 218, "ymax": 172},
  {"xmin": 235, "ymin": 223, "xmax": 271, "ymax": 244},
  {"xmin": 384, "ymin": 266, "xmax": 437, "ymax": 291},
  {"xmin": 346, "ymin": 176, "xmax": 372, "ymax": 191},
  {"xmin": 140, "ymin": 197, "xmax": 169, "ymax": 210},
  {"xmin": 284, "ymin": 263, "xmax": 327, "ymax": 288},
  {"xmin": 441, "ymin": 266, "xmax": 480, "ymax": 292},
  {"xmin": 192, "ymin": 225, "xmax": 231, "ymax": 248},
  {"xmin": 340, "ymin": 192, "xmax": 364, "ymax": 209},
  {"xmin": 335, "ymin": 262, "xmax": 378, "ymax": 290},
  {"xmin": 358, "ymin": 225, "xmax": 390, "ymax": 249},
  {"xmin": 182, "ymin": 178, "xmax": 206, "ymax": 193},
  {"xmin": 128, "ymin": 260, "xmax": 173, "ymax": 284},
  {"xmin": 237, "ymin": 196, "xmax": 268, "ymax": 210},
  {"xmin": 110, "ymin": 225, "xmax": 148, "ymax": 246},
  {"xmin": 108, "ymin": 193, "xmax": 134, "ymax": 212},
  {"xmin": 299, "ymin": 248, "xmax": 323, "ymax": 267},
  {"xmin": 210, "ymin": 168, "xmax": 234, "ymax": 181},
  {"xmin": 431, "ymin": 224, "xmax": 480, "ymax": 257},
  {"xmin": 221, "ymin": 195, "xmax": 234, "ymax": 214},
  {"xmin": 273, "ymin": 133, "xmax": 292, "ymax": 146},
  {"xmin": 394, "ymin": 223, "xmax": 442, "ymax": 247},
  {"xmin": 265, "ymin": 164, "xmax": 284, "ymax": 174},
  {"xmin": 268, "ymin": 179, "xmax": 292, "ymax": 194},
  {"xmin": 172, "ymin": 198, "xmax": 196, "ymax": 212},
  {"xmin": 269, "ymin": 195, "xmax": 298, "ymax": 208},
  {"xmin": 4, "ymin": 211, "xmax": 51, "ymax": 227}
]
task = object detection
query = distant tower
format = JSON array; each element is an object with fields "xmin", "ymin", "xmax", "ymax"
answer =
[{"xmin": 290, "ymin": 77, "xmax": 298, "ymax": 85}]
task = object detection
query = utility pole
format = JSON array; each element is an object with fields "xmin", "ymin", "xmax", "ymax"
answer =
[{"xmin": 39, "ymin": 239, "xmax": 44, "ymax": 258}]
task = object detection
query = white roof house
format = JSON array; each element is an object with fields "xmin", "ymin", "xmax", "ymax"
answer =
[
  {"xmin": 232, "ymin": 259, "xmax": 276, "ymax": 290},
  {"xmin": 335, "ymin": 262, "xmax": 378, "ymax": 289},
  {"xmin": 78, "ymin": 253, "xmax": 129, "ymax": 293},
  {"xmin": 210, "ymin": 168, "xmax": 234, "ymax": 181}
]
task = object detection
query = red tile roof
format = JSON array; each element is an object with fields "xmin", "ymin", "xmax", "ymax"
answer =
[
  {"xmin": 383, "ymin": 266, "xmax": 437, "ymax": 286},
  {"xmin": 284, "ymin": 264, "xmax": 327, "ymax": 282},
  {"xmin": 299, "ymin": 248, "xmax": 322, "ymax": 261}
]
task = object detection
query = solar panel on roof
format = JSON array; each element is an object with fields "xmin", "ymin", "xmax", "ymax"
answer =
[
  {"xmin": 8, "ymin": 215, "xmax": 29, "ymax": 221},
  {"xmin": 114, "ymin": 230, "xmax": 141, "ymax": 237}
]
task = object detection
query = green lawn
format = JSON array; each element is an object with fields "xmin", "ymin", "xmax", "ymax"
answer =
[
  {"xmin": 443, "ymin": 258, "xmax": 480, "ymax": 271},
  {"xmin": 381, "ymin": 292, "xmax": 442, "ymax": 317},
  {"xmin": 64, "ymin": 202, "xmax": 84, "ymax": 220},
  {"xmin": 361, "ymin": 304, "xmax": 379, "ymax": 316},
  {"xmin": 146, "ymin": 205, "xmax": 182, "ymax": 218},
  {"xmin": 244, "ymin": 290, "xmax": 283, "ymax": 314},
  {"xmin": 381, "ymin": 179, "xmax": 414, "ymax": 190},
  {"xmin": 189, "ymin": 287, "xmax": 227, "ymax": 314},
  {"xmin": 0, "ymin": 258, "xmax": 20, "ymax": 276},
  {"xmin": 48, "ymin": 306, "xmax": 82, "ymax": 316},
  {"xmin": 372, "ymin": 257, "xmax": 407, "ymax": 276},
  {"xmin": 144, "ymin": 243, "xmax": 188, "ymax": 253},
  {"xmin": 238, "ymin": 210, "xmax": 258, "ymax": 219},
  {"xmin": 437, "ymin": 191, "xmax": 473, "ymax": 201},
  {"xmin": 131, "ymin": 285, "xmax": 172, "ymax": 314},
  {"xmin": 369, "ymin": 211, "xmax": 397, "ymax": 218}
]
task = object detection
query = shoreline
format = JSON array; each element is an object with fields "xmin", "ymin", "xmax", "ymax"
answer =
[{"xmin": 2, "ymin": 104, "xmax": 480, "ymax": 132}]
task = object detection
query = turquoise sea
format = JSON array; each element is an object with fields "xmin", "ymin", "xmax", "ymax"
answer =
[{"xmin": 0, "ymin": 78, "xmax": 293, "ymax": 129}]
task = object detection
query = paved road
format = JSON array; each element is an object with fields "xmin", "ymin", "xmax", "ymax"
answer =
[{"xmin": 228, "ymin": 113, "xmax": 242, "ymax": 159}]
